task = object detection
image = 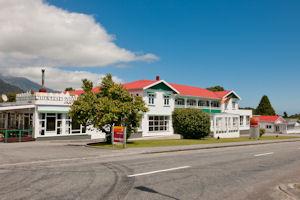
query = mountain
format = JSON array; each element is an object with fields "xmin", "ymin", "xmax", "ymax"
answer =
[
  {"xmin": 0, "ymin": 79, "xmax": 23, "ymax": 94},
  {"xmin": 0, "ymin": 75, "xmax": 55, "ymax": 92}
]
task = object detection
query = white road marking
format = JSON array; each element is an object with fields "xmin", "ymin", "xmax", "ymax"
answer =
[
  {"xmin": 127, "ymin": 166, "xmax": 191, "ymax": 177},
  {"xmin": 254, "ymin": 152, "xmax": 274, "ymax": 157}
]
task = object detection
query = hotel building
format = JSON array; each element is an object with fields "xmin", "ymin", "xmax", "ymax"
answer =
[{"xmin": 0, "ymin": 76, "xmax": 252, "ymax": 141}]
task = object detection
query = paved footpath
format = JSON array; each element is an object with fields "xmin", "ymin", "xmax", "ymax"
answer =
[{"xmin": 1, "ymin": 139, "xmax": 300, "ymax": 199}]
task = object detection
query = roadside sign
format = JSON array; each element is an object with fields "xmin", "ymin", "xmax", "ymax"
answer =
[{"xmin": 112, "ymin": 126, "xmax": 126, "ymax": 148}]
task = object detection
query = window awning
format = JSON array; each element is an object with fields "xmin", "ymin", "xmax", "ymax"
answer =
[{"xmin": 37, "ymin": 106, "xmax": 70, "ymax": 113}]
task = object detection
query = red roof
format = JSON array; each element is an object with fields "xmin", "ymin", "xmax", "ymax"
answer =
[
  {"xmin": 214, "ymin": 90, "xmax": 231, "ymax": 98},
  {"xmin": 123, "ymin": 80, "xmax": 157, "ymax": 90},
  {"xmin": 69, "ymin": 79, "xmax": 232, "ymax": 100},
  {"xmin": 256, "ymin": 115, "xmax": 282, "ymax": 123},
  {"xmin": 170, "ymin": 83, "xmax": 219, "ymax": 99},
  {"xmin": 68, "ymin": 87, "xmax": 100, "ymax": 96}
]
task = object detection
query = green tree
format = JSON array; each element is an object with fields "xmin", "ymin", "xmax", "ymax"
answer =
[
  {"xmin": 6, "ymin": 93, "xmax": 17, "ymax": 102},
  {"xmin": 283, "ymin": 111, "xmax": 288, "ymax": 118},
  {"xmin": 69, "ymin": 74, "xmax": 148, "ymax": 143},
  {"xmin": 172, "ymin": 108, "xmax": 210, "ymax": 139},
  {"xmin": 206, "ymin": 85, "xmax": 225, "ymax": 92},
  {"xmin": 255, "ymin": 95, "xmax": 276, "ymax": 115},
  {"xmin": 65, "ymin": 87, "xmax": 74, "ymax": 91}
]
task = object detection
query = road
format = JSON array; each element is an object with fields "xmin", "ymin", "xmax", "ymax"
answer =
[{"xmin": 0, "ymin": 141, "xmax": 300, "ymax": 200}]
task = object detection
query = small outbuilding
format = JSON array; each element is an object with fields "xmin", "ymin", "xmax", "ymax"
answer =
[{"xmin": 256, "ymin": 115, "xmax": 287, "ymax": 134}]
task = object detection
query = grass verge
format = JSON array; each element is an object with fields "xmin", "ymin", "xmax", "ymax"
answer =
[{"xmin": 89, "ymin": 135, "xmax": 300, "ymax": 149}]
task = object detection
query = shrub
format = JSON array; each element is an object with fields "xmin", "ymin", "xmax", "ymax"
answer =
[
  {"xmin": 259, "ymin": 128, "xmax": 266, "ymax": 137},
  {"xmin": 172, "ymin": 108, "xmax": 210, "ymax": 139}
]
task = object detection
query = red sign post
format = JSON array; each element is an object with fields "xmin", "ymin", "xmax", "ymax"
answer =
[{"xmin": 112, "ymin": 126, "xmax": 126, "ymax": 148}]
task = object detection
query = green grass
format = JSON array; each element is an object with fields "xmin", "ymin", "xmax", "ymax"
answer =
[{"xmin": 89, "ymin": 135, "xmax": 300, "ymax": 149}]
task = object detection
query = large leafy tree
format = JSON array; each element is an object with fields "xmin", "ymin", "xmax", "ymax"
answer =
[
  {"xmin": 255, "ymin": 95, "xmax": 276, "ymax": 115},
  {"xmin": 69, "ymin": 74, "xmax": 148, "ymax": 143},
  {"xmin": 206, "ymin": 85, "xmax": 225, "ymax": 92}
]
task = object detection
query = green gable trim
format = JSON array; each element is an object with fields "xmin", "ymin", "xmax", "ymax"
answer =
[
  {"xmin": 226, "ymin": 92, "xmax": 240, "ymax": 100},
  {"xmin": 148, "ymin": 82, "xmax": 176, "ymax": 93},
  {"xmin": 202, "ymin": 109, "xmax": 221, "ymax": 114}
]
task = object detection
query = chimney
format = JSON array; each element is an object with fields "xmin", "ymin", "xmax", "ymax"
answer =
[
  {"xmin": 39, "ymin": 68, "xmax": 47, "ymax": 93},
  {"xmin": 155, "ymin": 75, "xmax": 160, "ymax": 81}
]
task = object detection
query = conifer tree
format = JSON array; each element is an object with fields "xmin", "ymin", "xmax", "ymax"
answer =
[{"xmin": 255, "ymin": 95, "xmax": 276, "ymax": 115}]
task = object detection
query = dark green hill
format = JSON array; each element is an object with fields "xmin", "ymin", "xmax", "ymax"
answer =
[{"xmin": 0, "ymin": 79, "xmax": 23, "ymax": 94}]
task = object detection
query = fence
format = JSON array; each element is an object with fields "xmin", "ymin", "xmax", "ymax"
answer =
[{"xmin": 0, "ymin": 129, "xmax": 34, "ymax": 143}]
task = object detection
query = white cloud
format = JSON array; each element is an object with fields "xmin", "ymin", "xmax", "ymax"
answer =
[
  {"xmin": 0, "ymin": 67, "xmax": 123, "ymax": 91},
  {"xmin": 0, "ymin": 0, "xmax": 158, "ymax": 68}
]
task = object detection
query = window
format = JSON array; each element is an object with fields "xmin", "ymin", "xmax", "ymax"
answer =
[
  {"xmin": 232, "ymin": 102, "xmax": 236, "ymax": 109},
  {"xmin": 164, "ymin": 95, "xmax": 170, "ymax": 106},
  {"xmin": 233, "ymin": 117, "xmax": 238, "ymax": 126},
  {"xmin": 216, "ymin": 118, "xmax": 222, "ymax": 128},
  {"xmin": 0, "ymin": 113, "xmax": 4, "ymax": 129},
  {"xmin": 240, "ymin": 116, "xmax": 244, "ymax": 126},
  {"xmin": 46, "ymin": 114, "xmax": 56, "ymax": 131},
  {"xmin": 198, "ymin": 100, "xmax": 209, "ymax": 107},
  {"xmin": 187, "ymin": 99, "xmax": 196, "ymax": 106},
  {"xmin": 175, "ymin": 98, "xmax": 185, "ymax": 106},
  {"xmin": 266, "ymin": 125, "xmax": 272, "ymax": 129},
  {"xmin": 71, "ymin": 120, "xmax": 81, "ymax": 134},
  {"xmin": 211, "ymin": 101, "xmax": 220, "ymax": 108},
  {"xmin": 246, "ymin": 116, "xmax": 250, "ymax": 125},
  {"xmin": 148, "ymin": 93, "xmax": 155, "ymax": 105},
  {"xmin": 148, "ymin": 115, "xmax": 170, "ymax": 132}
]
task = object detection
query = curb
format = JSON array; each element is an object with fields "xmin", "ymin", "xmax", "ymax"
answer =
[
  {"xmin": 141, "ymin": 139, "xmax": 300, "ymax": 154},
  {"xmin": 84, "ymin": 138, "xmax": 300, "ymax": 155}
]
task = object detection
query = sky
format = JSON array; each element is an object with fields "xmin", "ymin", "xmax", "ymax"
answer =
[{"xmin": 1, "ymin": 0, "xmax": 300, "ymax": 114}]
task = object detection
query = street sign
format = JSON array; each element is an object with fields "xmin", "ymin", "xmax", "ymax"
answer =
[{"xmin": 112, "ymin": 126, "xmax": 126, "ymax": 148}]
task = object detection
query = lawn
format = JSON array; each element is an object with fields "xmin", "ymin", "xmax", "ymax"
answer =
[{"xmin": 89, "ymin": 135, "xmax": 300, "ymax": 149}]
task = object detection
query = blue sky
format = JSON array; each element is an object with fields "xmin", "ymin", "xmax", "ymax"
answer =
[{"xmin": 47, "ymin": 0, "xmax": 300, "ymax": 114}]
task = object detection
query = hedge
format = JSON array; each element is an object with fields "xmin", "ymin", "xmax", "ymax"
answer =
[{"xmin": 172, "ymin": 108, "xmax": 211, "ymax": 139}]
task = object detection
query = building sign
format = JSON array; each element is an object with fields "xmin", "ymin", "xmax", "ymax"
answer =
[
  {"xmin": 16, "ymin": 92, "xmax": 78, "ymax": 105},
  {"xmin": 112, "ymin": 126, "xmax": 126, "ymax": 147}
]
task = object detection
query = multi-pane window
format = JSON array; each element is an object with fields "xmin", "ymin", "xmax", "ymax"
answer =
[
  {"xmin": 211, "ymin": 101, "xmax": 220, "ymax": 108},
  {"xmin": 164, "ymin": 95, "xmax": 170, "ymax": 106},
  {"xmin": 240, "ymin": 116, "xmax": 244, "ymax": 126},
  {"xmin": 187, "ymin": 99, "xmax": 197, "ymax": 106},
  {"xmin": 198, "ymin": 100, "xmax": 209, "ymax": 107},
  {"xmin": 246, "ymin": 116, "xmax": 250, "ymax": 125},
  {"xmin": 148, "ymin": 116, "xmax": 170, "ymax": 132},
  {"xmin": 175, "ymin": 98, "xmax": 185, "ymax": 106},
  {"xmin": 148, "ymin": 93, "xmax": 155, "ymax": 105},
  {"xmin": 266, "ymin": 125, "xmax": 272, "ymax": 129},
  {"xmin": 66, "ymin": 115, "xmax": 86, "ymax": 134}
]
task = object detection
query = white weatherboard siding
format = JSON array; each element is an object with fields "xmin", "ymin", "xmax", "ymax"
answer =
[
  {"xmin": 0, "ymin": 80, "xmax": 253, "ymax": 140},
  {"xmin": 141, "ymin": 90, "xmax": 175, "ymax": 137}
]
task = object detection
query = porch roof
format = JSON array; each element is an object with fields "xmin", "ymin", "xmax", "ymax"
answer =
[{"xmin": 0, "ymin": 104, "xmax": 35, "ymax": 111}]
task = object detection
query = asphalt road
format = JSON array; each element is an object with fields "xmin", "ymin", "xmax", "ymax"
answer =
[{"xmin": 0, "ymin": 141, "xmax": 300, "ymax": 200}]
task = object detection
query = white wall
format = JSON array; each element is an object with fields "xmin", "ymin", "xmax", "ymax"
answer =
[
  {"xmin": 259, "ymin": 122, "xmax": 275, "ymax": 133},
  {"xmin": 225, "ymin": 109, "xmax": 252, "ymax": 131},
  {"xmin": 140, "ymin": 89, "xmax": 175, "ymax": 137}
]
